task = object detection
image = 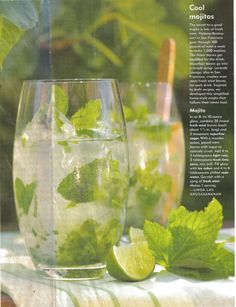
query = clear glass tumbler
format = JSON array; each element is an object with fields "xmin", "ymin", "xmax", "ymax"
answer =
[
  {"xmin": 121, "ymin": 82, "xmax": 185, "ymax": 232},
  {"xmin": 13, "ymin": 79, "xmax": 129, "ymax": 280}
]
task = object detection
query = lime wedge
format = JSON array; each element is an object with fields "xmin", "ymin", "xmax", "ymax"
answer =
[
  {"xmin": 129, "ymin": 227, "xmax": 146, "ymax": 242},
  {"xmin": 106, "ymin": 242, "xmax": 155, "ymax": 281}
]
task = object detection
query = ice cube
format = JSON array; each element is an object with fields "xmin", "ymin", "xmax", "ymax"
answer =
[{"xmin": 55, "ymin": 111, "xmax": 77, "ymax": 139}]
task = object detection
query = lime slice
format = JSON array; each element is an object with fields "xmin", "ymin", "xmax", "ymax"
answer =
[
  {"xmin": 106, "ymin": 242, "xmax": 155, "ymax": 281},
  {"xmin": 129, "ymin": 227, "xmax": 146, "ymax": 242}
]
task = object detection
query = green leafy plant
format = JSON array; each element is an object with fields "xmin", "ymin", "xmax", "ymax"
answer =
[
  {"xmin": 144, "ymin": 198, "xmax": 234, "ymax": 280},
  {"xmin": 48, "ymin": 0, "xmax": 190, "ymax": 80}
]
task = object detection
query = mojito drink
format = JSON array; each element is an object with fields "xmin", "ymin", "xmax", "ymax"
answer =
[
  {"xmin": 13, "ymin": 81, "xmax": 129, "ymax": 279},
  {"xmin": 125, "ymin": 114, "xmax": 185, "ymax": 231}
]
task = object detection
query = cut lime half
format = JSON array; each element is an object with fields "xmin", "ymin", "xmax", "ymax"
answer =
[{"xmin": 106, "ymin": 242, "xmax": 155, "ymax": 281}]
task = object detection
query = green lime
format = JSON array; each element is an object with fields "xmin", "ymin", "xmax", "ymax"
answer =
[
  {"xmin": 106, "ymin": 242, "xmax": 155, "ymax": 281},
  {"xmin": 129, "ymin": 227, "xmax": 146, "ymax": 242}
]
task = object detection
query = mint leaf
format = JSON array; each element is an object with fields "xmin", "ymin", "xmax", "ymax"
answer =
[
  {"xmin": 52, "ymin": 85, "xmax": 68, "ymax": 131},
  {"xmin": 143, "ymin": 198, "xmax": 234, "ymax": 280},
  {"xmin": 167, "ymin": 199, "xmax": 222, "ymax": 268},
  {"xmin": 57, "ymin": 156, "xmax": 127, "ymax": 206},
  {"xmin": 170, "ymin": 244, "xmax": 234, "ymax": 281},
  {"xmin": 70, "ymin": 99, "xmax": 101, "ymax": 132},
  {"xmin": 0, "ymin": 15, "xmax": 25, "ymax": 69},
  {"xmin": 144, "ymin": 220, "xmax": 172, "ymax": 267},
  {"xmin": 209, "ymin": 244, "xmax": 235, "ymax": 277},
  {"xmin": 15, "ymin": 178, "xmax": 37, "ymax": 215},
  {"xmin": 57, "ymin": 161, "xmax": 99, "ymax": 203},
  {"xmin": 53, "ymin": 85, "xmax": 68, "ymax": 114}
]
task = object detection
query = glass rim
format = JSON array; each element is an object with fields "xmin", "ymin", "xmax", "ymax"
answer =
[
  {"xmin": 119, "ymin": 81, "xmax": 170, "ymax": 86},
  {"xmin": 23, "ymin": 78, "xmax": 118, "ymax": 84}
]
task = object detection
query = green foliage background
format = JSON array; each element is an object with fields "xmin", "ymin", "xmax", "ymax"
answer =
[{"xmin": 0, "ymin": 0, "xmax": 233, "ymax": 228}]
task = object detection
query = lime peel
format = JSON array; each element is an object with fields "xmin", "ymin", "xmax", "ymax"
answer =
[{"xmin": 106, "ymin": 241, "xmax": 155, "ymax": 282}]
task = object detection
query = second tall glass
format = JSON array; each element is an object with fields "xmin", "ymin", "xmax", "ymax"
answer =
[{"xmin": 121, "ymin": 82, "xmax": 185, "ymax": 232}]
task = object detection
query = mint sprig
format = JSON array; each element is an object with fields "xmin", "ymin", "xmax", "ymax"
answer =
[{"xmin": 144, "ymin": 198, "xmax": 234, "ymax": 280}]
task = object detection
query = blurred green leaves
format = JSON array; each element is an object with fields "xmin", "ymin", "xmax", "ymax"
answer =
[
  {"xmin": 49, "ymin": 0, "xmax": 189, "ymax": 80},
  {"xmin": 0, "ymin": 0, "xmax": 41, "ymax": 29},
  {"xmin": 0, "ymin": 0, "xmax": 41, "ymax": 69},
  {"xmin": 0, "ymin": 0, "xmax": 192, "ymax": 79},
  {"xmin": 0, "ymin": 16, "xmax": 25, "ymax": 69},
  {"xmin": 1, "ymin": 0, "xmax": 220, "ymax": 79}
]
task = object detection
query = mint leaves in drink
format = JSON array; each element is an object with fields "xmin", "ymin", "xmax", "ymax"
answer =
[
  {"xmin": 52, "ymin": 84, "xmax": 102, "ymax": 136},
  {"xmin": 144, "ymin": 198, "xmax": 234, "ymax": 280},
  {"xmin": 70, "ymin": 99, "xmax": 101, "ymax": 132},
  {"xmin": 57, "ymin": 159, "xmax": 103, "ymax": 203},
  {"xmin": 15, "ymin": 178, "xmax": 37, "ymax": 215},
  {"xmin": 57, "ymin": 219, "xmax": 121, "ymax": 266},
  {"xmin": 57, "ymin": 156, "xmax": 127, "ymax": 207},
  {"xmin": 53, "ymin": 85, "xmax": 69, "ymax": 131}
]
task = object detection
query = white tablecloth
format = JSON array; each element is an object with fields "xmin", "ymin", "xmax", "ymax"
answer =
[{"xmin": 0, "ymin": 231, "xmax": 235, "ymax": 307}]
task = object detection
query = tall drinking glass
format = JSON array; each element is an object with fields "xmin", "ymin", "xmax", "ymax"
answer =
[
  {"xmin": 13, "ymin": 79, "xmax": 129, "ymax": 280},
  {"xmin": 121, "ymin": 82, "xmax": 185, "ymax": 232}
]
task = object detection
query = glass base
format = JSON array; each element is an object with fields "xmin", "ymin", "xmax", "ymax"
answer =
[{"xmin": 39, "ymin": 264, "xmax": 107, "ymax": 280}]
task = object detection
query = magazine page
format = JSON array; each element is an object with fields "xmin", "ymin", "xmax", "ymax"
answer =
[{"xmin": 0, "ymin": 0, "xmax": 234, "ymax": 306}]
